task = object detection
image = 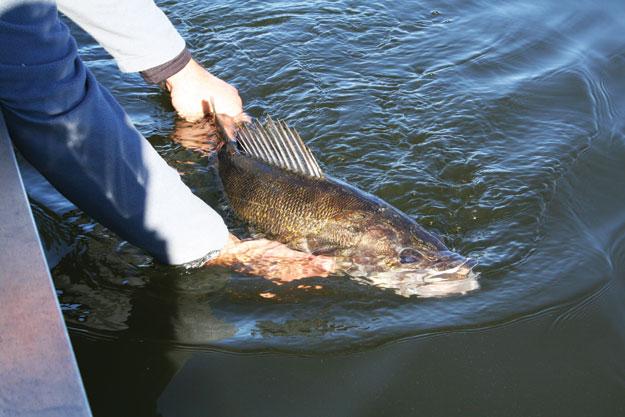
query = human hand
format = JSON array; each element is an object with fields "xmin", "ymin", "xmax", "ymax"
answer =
[
  {"xmin": 205, "ymin": 234, "xmax": 336, "ymax": 283},
  {"xmin": 165, "ymin": 58, "xmax": 248, "ymax": 135}
]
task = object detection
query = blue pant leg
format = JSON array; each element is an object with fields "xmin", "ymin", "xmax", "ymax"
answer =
[{"xmin": 0, "ymin": 2, "xmax": 228, "ymax": 264}]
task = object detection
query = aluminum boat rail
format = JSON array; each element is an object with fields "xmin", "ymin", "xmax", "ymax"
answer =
[{"xmin": 0, "ymin": 113, "xmax": 92, "ymax": 417}]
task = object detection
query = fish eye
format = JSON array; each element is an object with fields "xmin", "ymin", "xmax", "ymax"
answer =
[{"xmin": 399, "ymin": 248, "xmax": 423, "ymax": 264}]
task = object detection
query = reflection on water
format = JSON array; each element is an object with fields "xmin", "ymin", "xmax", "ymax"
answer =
[{"xmin": 26, "ymin": 0, "xmax": 625, "ymax": 414}]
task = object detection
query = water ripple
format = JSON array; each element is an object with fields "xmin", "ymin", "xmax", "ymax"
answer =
[{"xmin": 42, "ymin": 0, "xmax": 625, "ymax": 352}]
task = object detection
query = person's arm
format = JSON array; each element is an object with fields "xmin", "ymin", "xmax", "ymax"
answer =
[
  {"xmin": 49, "ymin": 0, "xmax": 332, "ymax": 279},
  {"xmin": 0, "ymin": 1, "xmax": 227, "ymax": 265},
  {"xmin": 57, "ymin": 0, "xmax": 184, "ymax": 73},
  {"xmin": 57, "ymin": 0, "xmax": 245, "ymax": 124}
]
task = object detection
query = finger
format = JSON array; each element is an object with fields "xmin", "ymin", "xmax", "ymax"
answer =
[{"xmin": 203, "ymin": 99, "xmax": 215, "ymax": 116}]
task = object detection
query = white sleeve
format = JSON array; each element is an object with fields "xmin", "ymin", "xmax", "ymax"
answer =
[{"xmin": 57, "ymin": 0, "xmax": 185, "ymax": 73}]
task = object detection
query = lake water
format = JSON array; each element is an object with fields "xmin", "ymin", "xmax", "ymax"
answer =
[{"xmin": 32, "ymin": 0, "xmax": 625, "ymax": 415}]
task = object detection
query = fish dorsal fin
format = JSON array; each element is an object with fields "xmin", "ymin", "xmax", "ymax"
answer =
[{"xmin": 235, "ymin": 117, "xmax": 324, "ymax": 178}]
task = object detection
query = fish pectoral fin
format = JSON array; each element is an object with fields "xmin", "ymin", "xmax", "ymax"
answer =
[
  {"xmin": 304, "ymin": 236, "xmax": 343, "ymax": 256},
  {"xmin": 285, "ymin": 237, "xmax": 311, "ymax": 253},
  {"xmin": 286, "ymin": 237, "xmax": 340, "ymax": 257},
  {"xmin": 235, "ymin": 117, "xmax": 324, "ymax": 178},
  {"xmin": 311, "ymin": 247, "xmax": 341, "ymax": 256}
]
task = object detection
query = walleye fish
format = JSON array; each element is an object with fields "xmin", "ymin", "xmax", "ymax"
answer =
[{"xmin": 216, "ymin": 118, "xmax": 479, "ymax": 297}]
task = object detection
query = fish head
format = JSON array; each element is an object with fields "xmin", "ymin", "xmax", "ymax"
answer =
[
  {"xmin": 337, "ymin": 208, "xmax": 479, "ymax": 296},
  {"xmin": 349, "ymin": 220, "xmax": 476, "ymax": 276},
  {"xmin": 347, "ymin": 229, "xmax": 479, "ymax": 297}
]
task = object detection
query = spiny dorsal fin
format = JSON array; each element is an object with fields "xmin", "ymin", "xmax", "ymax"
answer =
[{"xmin": 235, "ymin": 117, "xmax": 324, "ymax": 178}]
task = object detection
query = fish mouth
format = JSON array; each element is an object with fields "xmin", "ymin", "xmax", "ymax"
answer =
[
  {"xmin": 429, "ymin": 257, "xmax": 477, "ymax": 280},
  {"xmin": 428, "ymin": 251, "xmax": 477, "ymax": 279}
]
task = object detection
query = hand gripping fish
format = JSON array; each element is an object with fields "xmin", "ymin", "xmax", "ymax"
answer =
[{"xmin": 216, "ymin": 117, "xmax": 479, "ymax": 297}]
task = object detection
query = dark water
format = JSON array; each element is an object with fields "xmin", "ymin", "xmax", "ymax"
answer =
[{"xmin": 31, "ymin": 0, "xmax": 625, "ymax": 415}]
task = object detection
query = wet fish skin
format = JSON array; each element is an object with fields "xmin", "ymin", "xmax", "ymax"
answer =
[{"xmin": 217, "ymin": 132, "xmax": 466, "ymax": 275}]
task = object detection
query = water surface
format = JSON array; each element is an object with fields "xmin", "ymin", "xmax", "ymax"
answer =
[{"xmin": 32, "ymin": 0, "xmax": 625, "ymax": 415}]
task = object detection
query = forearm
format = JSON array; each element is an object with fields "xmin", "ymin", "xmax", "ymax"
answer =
[
  {"xmin": 58, "ymin": 0, "xmax": 247, "ymax": 123},
  {"xmin": 57, "ymin": 0, "xmax": 185, "ymax": 73}
]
